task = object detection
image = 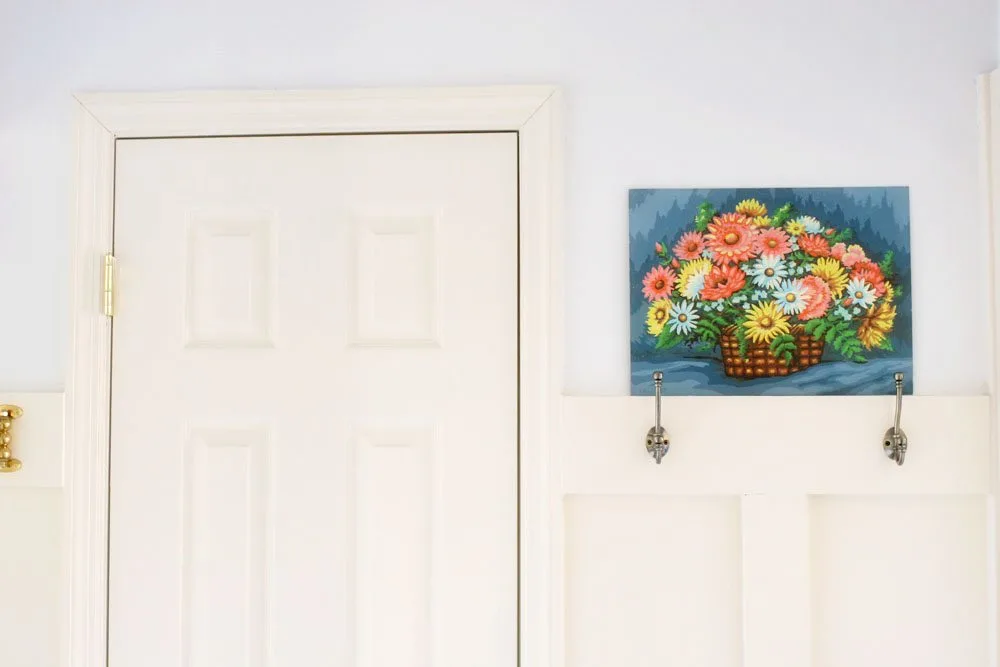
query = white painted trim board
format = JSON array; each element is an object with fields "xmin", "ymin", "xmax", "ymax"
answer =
[{"xmin": 68, "ymin": 85, "xmax": 564, "ymax": 667}]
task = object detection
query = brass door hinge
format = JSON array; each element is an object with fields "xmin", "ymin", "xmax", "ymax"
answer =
[{"xmin": 102, "ymin": 253, "xmax": 117, "ymax": 318}]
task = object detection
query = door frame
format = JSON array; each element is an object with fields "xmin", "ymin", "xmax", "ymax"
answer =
[{"xmin": 67, "ymin": 86, "xmax": 563, "ymax": 667}]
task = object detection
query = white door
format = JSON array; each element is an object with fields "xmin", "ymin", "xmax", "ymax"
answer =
[{"xmin": 108, "ymin": 133, "xmax": 519, "ymax": 667}]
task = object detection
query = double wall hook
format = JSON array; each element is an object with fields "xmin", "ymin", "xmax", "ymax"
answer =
[
  {"xmin": 645, "ymin": 371, "xmax": 669, "ymax": 464},
  {"xmin": 882, "ymin": 372, "xmax": 908, "ymax": 466}
]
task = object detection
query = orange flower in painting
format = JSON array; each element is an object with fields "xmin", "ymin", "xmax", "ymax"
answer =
[
  {"xmin": 850, "ymin": 260, "xmax": 886, "ymax": 297},
  {"xmin": 642, "ymin": 265, "xmax": 677, "ymax": 301},
  {"xmin": 857, "ymin": 302, "xmax": 897, "ymax": 349},
  {"xmin": 798, "ymin": 233, "xmax": 831, "ymax": 258},
  {"xmin": 755, "ymin": 228, "xmax": 792, "ymax": 259},
  {"xmin": 700, "ymin": 265, "xmax": 747, "ymax": 301},
  {"xmin": 673, "ymin": 231, "xmax": 706, "ymax": 261},
  {"xmin": 799, "ymin": 275, "xmax": 832, "ymax": 320},
  {"xmin": 705, "ymin": 213, "xmax": 757, "ymax": 265}
]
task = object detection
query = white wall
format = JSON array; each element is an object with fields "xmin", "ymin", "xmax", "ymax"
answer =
[
  {"xmin": 0, "ymin": 1, "xmax": 996, "ymax": 665},
  {"xmin": 1, "ymin": 0, "xmax": 997, "ymax": 395}
]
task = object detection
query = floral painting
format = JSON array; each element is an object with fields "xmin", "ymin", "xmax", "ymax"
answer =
[{"xmin": 630, "ymin": 188, "xmax": 912, "ymax": 395}]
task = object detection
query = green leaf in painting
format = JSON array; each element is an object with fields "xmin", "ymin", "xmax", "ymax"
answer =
[
  {"xmin": 824, "ymin": 321, "xmax": 850, "ymax": 344},
  {"xmin": 734, "ymin": 322, "xmax": 750, "ymax": 358},
  {"xmin": 655, "ymin": 327, "xmax": 682, "ymax": 350},
  {"xmin": 824, "ymin": 322, "xmax": 868, "ymax": 363},
  {"xmin": 771, "ymin": 203, "xmax": 795, "ymax": 227},
  {"xmin": 830, "ymin": 227, "xmax": 854, "ymax": 244},
  {"xmin": 768, "ymin": 333, "xmax": 798, "ymax": 366},
  {"xmin": 879, "ymin": 250, "xmax": 895, "ymax": 279},
  {"xmin": 805, "ymin": 319, "xmax": 829, "ymax": 340},
  {"xmin": 698, "ymin": 320, "xmax": 721, "ymax": 338},
  {"xmin": 694, "ymin": 202, "xmax": 716, "ymax": 232}
]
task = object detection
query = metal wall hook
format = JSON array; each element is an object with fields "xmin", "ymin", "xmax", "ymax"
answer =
[
  {"xmin": 882, "ymin": 372, "xmax": 908, "ymax": 466},
  {"xmin": 645, "ymin": 371, "xmax": 669, "ymax": 464}
]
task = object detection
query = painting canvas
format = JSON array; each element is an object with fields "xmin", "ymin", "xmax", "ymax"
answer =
[{"xmin": 630, "ymin": 187, "xmax": 912, "ymax": 396}]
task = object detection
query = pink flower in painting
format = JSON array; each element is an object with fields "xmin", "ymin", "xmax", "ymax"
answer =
[
  {"xmin": 673, "ymin": 231, "xmax": 706, "ymax": 261},
  {"xmin": 706, "ymin": 214, "xmax": 757, "ymax": 265},
  {"xmin": 754, "ymin": 228, "xmax": 792, "ymax": 259},
  {"xmin": 642, "ymin": 265, "xmax": 677, "ymax": 301},
  {"xmin": 655, "ymin": 242, "xmax": 664, "ymax": 254},
  {"xmin": 701, "ymin": 265, "xmax": 747, "ymax": 301},
  {"xmin": 841, "ymin": 244, "xmax": 867, "ymax": 268},
  {"xmin": 830, "ymin": 243, "xmax": 846, "ymax": 260},
  {"xmin": 799, "ymin": 275, "xmax": 833, "ymax": 320}
]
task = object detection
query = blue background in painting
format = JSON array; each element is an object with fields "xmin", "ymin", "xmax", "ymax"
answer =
[{"xmin": 630, "ymin": 187, "xmax": 913, "ymax": 396}]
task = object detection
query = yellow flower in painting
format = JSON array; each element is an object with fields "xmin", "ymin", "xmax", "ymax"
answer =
[
  {"xmin": 811, "ymin": 257, "xmax": 849, "ymax": 297},
  {"xmin": 883, "ymin": 282, "xmax": 895, "ymax": 303},
  {"xmin": 857, "ymin": 302, "xmax": 897, "ymax": 350},
  {"xmin": 742, "ymin": 301, "xmax": 791, "ymax": 345},
  {"xmin": 677, "ymin": 258, "xmax": 713, "ymax": 300},
  {"xmin": 749, "ymin": 215, "xmax": 773, "ymax": 227},
  {"xmin": 735, "ymin": 198, "xmax": 768, "ymax": 218},
  {"xmin": 646, "ymin": 299, "xmax": 672, "ymax": 336},
  {"xmin": 785, "ymin": 220, "xmax": 806, "ymax": 236}
]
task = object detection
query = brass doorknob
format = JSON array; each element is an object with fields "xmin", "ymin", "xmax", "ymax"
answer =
[{"xmin": 0, "ymin": 404, "xmax": 23, "ymax": 473}]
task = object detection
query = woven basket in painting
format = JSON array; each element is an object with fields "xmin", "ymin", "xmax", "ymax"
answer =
[{"xmin": 719, "ymin": 325, "xmax": 824, "ymax": 378}]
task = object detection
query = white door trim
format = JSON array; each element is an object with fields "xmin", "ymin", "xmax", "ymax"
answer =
[
  {"xmin": 67, "ymin": 86, "xmax": 564, "ymax": 667},
  {"xmin": 979, "ymin": 70, "xmax": 1000, "ymax": 666}
]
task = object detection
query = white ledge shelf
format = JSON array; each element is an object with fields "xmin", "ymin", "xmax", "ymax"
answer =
[{"xmin": 558, "ymin": 395, "xmax": 991, "ymax": 496}]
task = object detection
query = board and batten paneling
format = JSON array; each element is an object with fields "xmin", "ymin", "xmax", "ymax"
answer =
[
  {"xmin": 0, "ymin": 393, "xmax": 66, "ymax": 667},
  {"xmin": 558, "ymin": 395, "xmax": 992, "ymax": 667},
  {"xmin": 0, "ymin": 393, "xmax": 65, "ymax": 488}
]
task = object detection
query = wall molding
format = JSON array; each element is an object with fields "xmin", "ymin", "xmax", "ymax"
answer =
[
  {"xmin": 560, "ymin": 395, "xmax": 991, "ymax": 496},
  {"xmin": 977, "ymin": 69, "xmax": 1000, "ymax": 667},
  {"xmin": 67, "ymin": 86, "xmax": 563, "ymax": 667}
]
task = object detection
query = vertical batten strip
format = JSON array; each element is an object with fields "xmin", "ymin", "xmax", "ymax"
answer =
[
  {"xmin": 740, "ymin": 494, "xmax": 811, "ymax": 667},
  {"xmin": 979, "ymin": 69, "xmax": 1000, "ymax": 667}
]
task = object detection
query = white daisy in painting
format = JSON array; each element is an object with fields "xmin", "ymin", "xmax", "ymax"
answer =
[
  {"xmin": 773, "ymin": 278, "xmax": 810, "ymax": 316},
  {"xmin": 748, "ymin": 255, "xmax": 788, "ymax": 290},
  {"xmin": 667, "ymin": 300, "xmax": 700, "ymax": 336},
  {"xmin": 677, "ymin": 258, "xmax": 712, "ymax": 300},
  {"xmin": 844, "ymin": 278, "xmax": 876, "ymax": 309},
  {"xmin": 797, "ymin": 215, "xmax": 824, "ymax": 234}
]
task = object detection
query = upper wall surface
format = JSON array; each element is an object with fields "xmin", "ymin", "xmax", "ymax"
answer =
[{"xmin": 1, "ymin": 0, "xmax": 996, "ymax": 394}]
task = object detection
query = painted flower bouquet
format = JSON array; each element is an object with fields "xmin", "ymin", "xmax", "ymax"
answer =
[{"xmin": 642, "ymin": 199, "xmax": 899, "ymax": 378}]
